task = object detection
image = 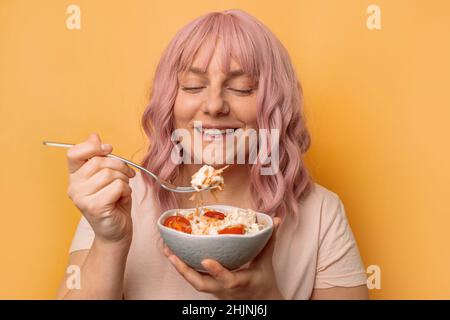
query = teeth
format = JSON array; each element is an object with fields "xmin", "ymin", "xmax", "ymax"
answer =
[
  {"xmin": 195, "ymin": 128, "xmax": 236, "ymax": 135},
  {"xmin": 204, "ymin": 129, "xmax": 225, "ymax": 135}
]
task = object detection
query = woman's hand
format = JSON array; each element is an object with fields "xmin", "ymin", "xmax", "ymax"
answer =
[
  {"xmin": 163, "ymin": 217, "xmax": 283, "ymax": 300},
  {"xmin": 66, "ymin": 133, "xmax": 135, "ymax": 245}
]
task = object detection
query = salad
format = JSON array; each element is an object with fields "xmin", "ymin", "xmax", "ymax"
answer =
[
  {"xmin": 163, "ymin": 207, "xmax": 265, "ymax": 235},
  {"xmin": 163, "ymin": 164, "xmax": 265, "ymax": 235}
]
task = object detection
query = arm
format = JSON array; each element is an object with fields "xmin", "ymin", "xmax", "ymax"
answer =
[
  {"xmin": 310, "ymin": 285, "xmax": 369, "ymax": 300},
  {"xmin": 57, "ymin": 133, "xmax": 135, "ymax": 299},
  {"xmin": 56, "ymin": 238, "xmax": 131, "ymax": 300}
]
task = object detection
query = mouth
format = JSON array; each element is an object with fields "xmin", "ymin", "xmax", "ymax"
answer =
[{"xmin": 194, "ymin": 127, "xmax": 239, "ymax": 140}]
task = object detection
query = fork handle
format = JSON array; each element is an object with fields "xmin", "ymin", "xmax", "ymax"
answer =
[{"xmin": 42, "ymin": 141, "xmax": 161, "ymax": 182}]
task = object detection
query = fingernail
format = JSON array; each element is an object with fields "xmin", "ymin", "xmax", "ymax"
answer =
[
  {"xmin": 101, "ymin": 144, "xmax": 112, "ymax": 152},
  {"xmin": 202, "ymin": 259, "xmax": 214, "ymax": 270}
]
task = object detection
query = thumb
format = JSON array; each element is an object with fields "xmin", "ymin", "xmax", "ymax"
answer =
[{"xmin": 250, "ymin": 216, "xmax": 282, "ymax": 267}]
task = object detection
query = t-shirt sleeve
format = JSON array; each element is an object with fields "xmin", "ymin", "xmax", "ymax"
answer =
[
  {"xmin": 314, "ymin": 195, "xmax": 367, "ymax": 288},
  {"xmin": 68, "ymin": 215, "xmax": 95, "ymax": 254}
]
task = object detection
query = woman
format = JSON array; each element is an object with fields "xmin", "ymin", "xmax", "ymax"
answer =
[{"xmin": 57, "ymin": 9, "xmax": 368, "ymax": 299}]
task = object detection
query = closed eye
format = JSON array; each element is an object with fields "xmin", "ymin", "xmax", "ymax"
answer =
[
  {"xmin": 228, "ymin": 88, "xmax": 253, "ymax": 95},
  {"xmin": 181, "ymin": 86, "xmax": 254, "ymax": 95},
  {"xmin": 181, "ymin": 86, "xmax": 205, "ymax": 93}
]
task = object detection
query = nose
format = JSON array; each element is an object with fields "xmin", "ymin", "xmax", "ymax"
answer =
[{"xmin": 201, "ymin": 89, "xmax": 229, "ymax": 117}]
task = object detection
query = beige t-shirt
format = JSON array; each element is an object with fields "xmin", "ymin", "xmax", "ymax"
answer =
[{"xmin": 69, "ymin": 171, "xmax": 367, "ymax": 299}]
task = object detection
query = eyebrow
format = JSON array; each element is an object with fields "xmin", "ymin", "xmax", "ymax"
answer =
[{"xmin": 187, "ymin": 67, "xmax": 247, "ymax": 79}]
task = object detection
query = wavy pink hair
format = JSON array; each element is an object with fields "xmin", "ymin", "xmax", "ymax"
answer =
[{"xmin": 140, "ymin": 9, "xmax": 314, "ymax": 219}]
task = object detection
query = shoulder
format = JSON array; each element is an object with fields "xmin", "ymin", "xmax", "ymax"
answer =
[
  {"xmin": 295, "ymin": 182, "xmax": 350, "ymax": 237},
  {"xmin": 300, "ymin": 184, "xmax": 356, "ymax": 247},
  {"xmin": 308, "ymin": 183, "xmax": 340, "ymax": 200},
  {"xmin": 300, "ymin": 182, "xmax": 342, "ymax": 214}
]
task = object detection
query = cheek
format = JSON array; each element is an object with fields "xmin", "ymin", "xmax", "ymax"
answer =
[
  {"xmin": 173, "ymin": 91, "xmax": 202, "ymax": 127},
  {"xmin": 231, "ymin": 98, "xmax": 258, "ymax": 128}
]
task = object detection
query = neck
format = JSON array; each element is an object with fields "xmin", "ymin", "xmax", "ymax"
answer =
[{"xmin": 174, "ymin": 164, "xmax": 253, "ymax": 208}]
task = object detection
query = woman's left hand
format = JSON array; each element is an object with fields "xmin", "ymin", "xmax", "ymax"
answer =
[{"xmin": 163, "ymin": 217, "xmax": 283, "ymax": 300}]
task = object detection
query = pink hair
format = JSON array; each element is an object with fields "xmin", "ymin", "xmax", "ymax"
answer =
[{"xmin": 140, "ymin": 9, "xmax": 314, "ymax": 219}]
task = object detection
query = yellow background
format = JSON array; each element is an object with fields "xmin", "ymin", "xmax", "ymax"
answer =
[{"xmin": 1, "ymin": 0, "xmax": 449, "ymax": 299}]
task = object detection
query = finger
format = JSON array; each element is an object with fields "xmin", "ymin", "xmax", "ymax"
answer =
[
  {"xmin": 163, "ymin": 244, "xmax": 174, "ymax": 257},
  {"xmin": 201, "ymin": 259, "xmax": 239, "ymax": 289},
  {"xmin": 67, "ymin": 133, "xmax": 112, "ymax": 173},
  {"xmin": 81, "ymin": 168, "xmax": 131, "ymax": 196},
  {"xmin": 84, "ymin": 179, "xmax": 132, "ymax": 216},
  {"xmin": 77, "ymin": 156, "xmax": 135, "ymax": 179},
  {"xmin": 167, "ymin": 254, "xmax": 219, "ymax": 293},
  {"xmin": 250, "ymin": 216, "xmax": 282, "ymax": 267}
]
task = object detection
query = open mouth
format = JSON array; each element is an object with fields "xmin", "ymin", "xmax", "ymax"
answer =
[{"xmin": 194, "ymin": 127, "xmax": 239, "ymax": 140}]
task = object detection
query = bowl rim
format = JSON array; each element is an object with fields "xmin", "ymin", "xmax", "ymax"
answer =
[{"xmin": 157, "ymin": 204, "xmax": 273, "ymax": 239}]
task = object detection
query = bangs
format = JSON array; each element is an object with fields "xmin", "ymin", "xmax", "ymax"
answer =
[{"xmin": 176, "ymin": 12, "xmax": 260, "ymax": 83}]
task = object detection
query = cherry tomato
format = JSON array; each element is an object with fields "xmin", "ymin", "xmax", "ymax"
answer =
[
  {"xmin": 163, "ymin": 215, "xmax": 192, "ymax": 234},
  {"xmin": 218, "ymin": 225, "xmax": 245, "ymax": 235},
  {"xmin": 204, "ymin": 210, "xmax": 225, "ymax": 220}
]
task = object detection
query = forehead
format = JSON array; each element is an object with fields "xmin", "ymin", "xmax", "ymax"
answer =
[
  {"xmin": 183, "ymin": 66, "xmax": 247, "ymax": 80},
  {"xmin": 181, "ymin": 43, "xmax": 248, "ymax": 78}
]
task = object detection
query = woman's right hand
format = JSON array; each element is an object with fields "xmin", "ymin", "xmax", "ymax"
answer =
[{"xmin": 66, "ymin": 133, "xmax": 136, "ymax": 244}]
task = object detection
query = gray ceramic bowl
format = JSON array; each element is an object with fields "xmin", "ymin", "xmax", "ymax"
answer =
[{"xmin": 157, "ymin": 204, "xmax": 273, "ymax": 272}]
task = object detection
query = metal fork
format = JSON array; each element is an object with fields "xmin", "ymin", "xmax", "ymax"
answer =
[{"xmin": 42, "ymin": 141, "xmax": 208, "ymax": 193}]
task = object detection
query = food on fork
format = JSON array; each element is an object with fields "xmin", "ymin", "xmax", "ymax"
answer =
[{"xmin": 190, "ymin": 165, "xmax": 229, "ymax": 191}]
